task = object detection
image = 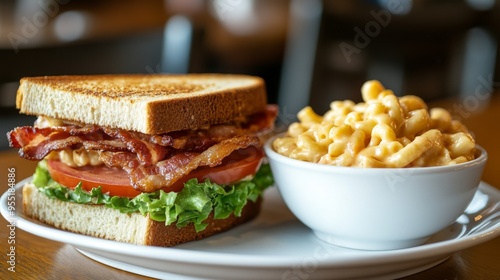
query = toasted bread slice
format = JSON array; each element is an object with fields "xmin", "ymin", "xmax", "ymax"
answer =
[
  {"xmin": 16, "ymin": 74, "xmax": 267, "ymax": 134},
  {"xmin": 22, "ymin": 183, "xmax": 261, "ymax": 247}
]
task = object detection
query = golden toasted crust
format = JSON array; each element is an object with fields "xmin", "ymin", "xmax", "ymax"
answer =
[
  {"xmin": 16, "ymin": 74, "xmax": 267, "ymax": 134},
  {"xmin": 22, "ymin": 183, "xmax": 261, "ymax": 247}
]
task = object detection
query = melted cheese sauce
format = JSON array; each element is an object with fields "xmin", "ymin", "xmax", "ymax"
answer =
[
  {"xmin": 46, "ymin": 149, "xmax": 102, "ymax": 167},
  {"xmin": 36, "ymin": 116, "xmax": 103, "ymax": 167},
  {"xmin": 34, "ymin": 116, "xmax": 65, "ymax": 128}
]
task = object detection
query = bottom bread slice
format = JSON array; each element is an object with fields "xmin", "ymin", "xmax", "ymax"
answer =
[{"xmin": 22, "ymin": 183, "xmax": 261, "ymax": 247}]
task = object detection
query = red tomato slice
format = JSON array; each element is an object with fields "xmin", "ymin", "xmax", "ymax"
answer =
[{"xmin": 46, "ymin": 147, "xmax": 264, "ymax": 198}]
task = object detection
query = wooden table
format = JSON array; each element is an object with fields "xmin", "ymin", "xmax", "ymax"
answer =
[{"xmin": 1, "ymin": 95, "xmax": 499, "ymax": 279}]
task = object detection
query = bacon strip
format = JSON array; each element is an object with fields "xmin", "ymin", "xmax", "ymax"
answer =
[
  {"xmin": 7, "ymin": 126, "xmax": 169, "ymax": 164},
  {"xmin": 7, "ymin": 106, "xmax": 277, "ymax": 191},
  {"xmin": 102, "ymin": 128, "xmax": 170, "ymax": 165},
  {"xmin": 99, "ymin": 136, "xmax": 259, "ymax": 192},
  {"xmin": 148, "ymin": 136, "xmax": 259, "ymax": 192},
  {"xmin": 7, "ymin": 106, "xmax": 277, "ymax": 162}
]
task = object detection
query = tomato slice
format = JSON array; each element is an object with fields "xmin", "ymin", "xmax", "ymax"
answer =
[{"xmin": 46, "ymin": 147, "xmax": 264, "ymax": 198}]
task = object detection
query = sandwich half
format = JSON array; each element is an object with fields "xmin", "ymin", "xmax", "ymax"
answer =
[{"xmin": 7, "ymin": 74, "xmax": 277, "ymax": 247}]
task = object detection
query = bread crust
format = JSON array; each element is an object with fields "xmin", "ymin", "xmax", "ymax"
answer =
[
  {"xmin": 22, "ymin": 183, "xmax": 261, "ymax": 247},
  {"xmin": 16, "ymin": 74, "xmax": 267, "ymax": 134}
]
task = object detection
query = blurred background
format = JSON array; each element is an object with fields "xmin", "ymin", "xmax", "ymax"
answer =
[{"xmin": 1, "ymin": 0, "xmax": 499, "ymax": 147}]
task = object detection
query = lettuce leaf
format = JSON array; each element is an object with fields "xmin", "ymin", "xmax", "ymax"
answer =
[{"xmin": 32, "ymin": 160, "xmax": 273, "ymax": 232}]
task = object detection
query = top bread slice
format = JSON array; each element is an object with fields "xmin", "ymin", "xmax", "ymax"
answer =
[{"xmin": 16, "ymin": 74, "xmax": 267, "ymax": 134}]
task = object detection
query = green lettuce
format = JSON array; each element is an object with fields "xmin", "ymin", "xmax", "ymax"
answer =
[{"xmin": 32, "ymin": 160, "xmax": 273, "ymax": 232}]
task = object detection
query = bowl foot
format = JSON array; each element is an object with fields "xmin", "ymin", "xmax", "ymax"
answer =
[{"xmin": 313, "ymin": 231, "xmax": 430, "ymax": 251}]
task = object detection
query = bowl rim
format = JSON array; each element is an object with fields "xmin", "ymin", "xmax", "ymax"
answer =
[{"xmin": 264, "ymin": 133, "xmax": 488, "ymax": 174}]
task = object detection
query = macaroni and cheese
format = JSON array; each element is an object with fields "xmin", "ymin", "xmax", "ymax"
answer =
[{"xmin": 273, "ymin": 80, "xmax": 476, "ymax": 167}]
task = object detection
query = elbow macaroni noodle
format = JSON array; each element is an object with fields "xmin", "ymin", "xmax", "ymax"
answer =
[{"xmin": 273, "ymin": 80, "xmax": 476, "ymax": 168}]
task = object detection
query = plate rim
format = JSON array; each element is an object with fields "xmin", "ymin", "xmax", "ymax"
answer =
[{"xmin": 1, "ymin": 177, "xmax": 500, "ymax": 269}]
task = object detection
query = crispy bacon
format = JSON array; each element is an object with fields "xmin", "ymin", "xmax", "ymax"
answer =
[
  {"xmin": 143, "ymin": 136, "xmax": 259, "ymax": 192},
  {"xmin": 99, "ymin": 136, "xmax": 259, "ymax": 192},
  {"xmin": 7, "ymin": 126, "xmax": 163, "ymax": 163},
  {"xmin": 8, "ymin": 127, "xmax": 105, "ymax": 160},
  {"xmin": 102, "ymin": 128, "xmax": 170, "ymax": 165},
  {"xmin": 7, "ymin": 106, "xmax": 277, "ymax": 192}
]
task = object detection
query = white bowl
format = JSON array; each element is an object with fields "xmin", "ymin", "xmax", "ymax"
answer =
[{"xmin": 264, "ymin": 134, "xmax": 488, "ymax": 250}]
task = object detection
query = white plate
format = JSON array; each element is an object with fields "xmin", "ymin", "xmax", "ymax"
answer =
[{"xmin": 1, "ymin": 178, "xmax": 500, "ymax": 280}]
